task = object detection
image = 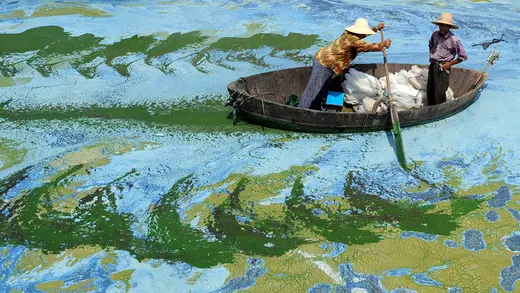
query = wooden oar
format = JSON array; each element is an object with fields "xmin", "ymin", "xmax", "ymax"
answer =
[{"xmin": 380, "ymin": 28, "xmax": 408, "ymax": 170}]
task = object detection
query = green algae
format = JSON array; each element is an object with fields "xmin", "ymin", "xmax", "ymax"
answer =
[
  {"xmin": 0, "ymin": 5, "xmax": 110, "ymax": 20},
  {"xmin": 0, "ymin": 26, "xmax": 156, "ymax": 78},
  {"xmin": 35, "ymin": 280, "xmax": 65, "ymax": 291},
  {"xmin": 0, "ymin": 10, "xmax": 26, "ymax": 19},
  {"xmin": 106, "ymin": 36, "xmax": 156, "ymax": 65},
  {"xmin": 190, "ymin": 32, "xmax": 320, "ymax": 72},
  {"xmin": 145, "ymin": 31, "xmax": 208, "ymax": 73},
  {"xmin": 38, "ymin": 33, "xmax": 104, "ymax": 58},
  {"xmin": 244, "ymin": 23, "xmax": 267, "ymax": 36},
  {"xmin": 0, "ymin": 26, "xmax": 69, "ymax": 55},
  {"xmin": 207, "ymin": 172, "xmax": 484, "ymax": 255},
  {"xmin": 0, "ymin": 26, "xmax": 104, "ymax": 77},
  {"xmin": 31, "ymin": 4, "xmax": 111, "ymax": 18},
  {"xmin": 208, "ymin": 33, "xmax": 320, "ymax": 52},
  {"xmin": 0, "ymin": 27, "xmax": 320, "ymax": 80},
  {"xmin": 0, "ymin": 76, "xmax": 16, "ymax": 87},
  {"xmin": 110, "ymin": 270, "xmax": 133, "ymax": 293},
  {"xmin": 0, "ymin": 165, "xmax": 137, "ymax": 253},
  {"xmin": 35, "ymin": 33, "xmax": 104, "ymax": 77},
  {"xmin": 136, "ymin": 176, "xmax": 234, "ymax": 268},
  {"xmin": 0, "ymin": 99, "xmax": 288, "ymax": 134},
  {"xmin": 208, "ymin": 178, "xmax": 307, "ymax": 257},
  {"xmin": 284, "ymin": 176, "xmax": 382, "ymax": 244},
  {"xmin": 0, "ymin": 161, "xmax": 488, "ymax": 268},
  {"xmin": 0, "ymin": 167, "xmax": 233, "ymax": 268},
  {"xmin": 0, "ymin": 138, "xmax": 27, "ymax": 171},
  {"xmin": 78, "ymin": 35, "xmax": 157, "ymax": 77},
  {"xmin": 0, "ymin": 77, "xmax": 32, "ymax": 87},
  {"xmin": 0, "ymin": 167, "xmax": 30, "ymax": 198}
]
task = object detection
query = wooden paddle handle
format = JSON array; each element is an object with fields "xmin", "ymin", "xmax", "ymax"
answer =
[
  {"xmin": 380, "ymin": 28, "xmax": 397, "ymax": 125},
  {"xmin": 380, "ymin": 28, "xmax": 407, "ymax": 170},
  {"xmin": 380, "ymin": 29, "xmax": 393, "ymax": 99}
]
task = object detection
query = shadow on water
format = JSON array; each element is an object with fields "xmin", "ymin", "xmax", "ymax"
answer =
[{"xmin": 385, "ymin": 130, "xmax": 398, "ymax": 157}]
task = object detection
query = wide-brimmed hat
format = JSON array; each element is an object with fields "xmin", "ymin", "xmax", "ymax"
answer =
[
  {"xmin": 432, "ymin": 12, "xmax": 459, "ymax": 29},
  {"xmin": 345, "ymin": 18, "xmax": 376, "ymax": 35}
]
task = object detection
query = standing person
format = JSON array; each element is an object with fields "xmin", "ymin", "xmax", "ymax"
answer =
[
  {"xmin": 427, "ymin": 12, "xmax": 468, "ymax": 106},
  {"xmin": 298, "ymin": 18, "xmax": 391, "ymax": 110}
]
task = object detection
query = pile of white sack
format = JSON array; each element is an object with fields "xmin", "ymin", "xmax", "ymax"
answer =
[{"xmin": 341, "ymin": 65, "xmax": 454, "ymax": 113}]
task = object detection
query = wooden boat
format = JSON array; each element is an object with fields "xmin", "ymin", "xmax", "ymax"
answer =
[{"xmin": 226, "ymin": 63, "xmax": 487, "ymax": 133}]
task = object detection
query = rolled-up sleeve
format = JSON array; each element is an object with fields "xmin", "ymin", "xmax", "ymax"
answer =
[{"xmin": 455, "ymin": 39, "xmax": 468, "ymax": 61}]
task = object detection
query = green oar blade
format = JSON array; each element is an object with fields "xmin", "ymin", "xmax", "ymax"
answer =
[
  {"xmin": 392, "ymin": 119, "xmax": 407, "ymax": 170},
  {"xmin": 380, "ymin": 28, "xmax": 408, "ymax": 171}
]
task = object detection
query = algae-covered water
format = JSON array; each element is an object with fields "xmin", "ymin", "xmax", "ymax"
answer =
[{"xmin": 1, "ymin": 1, "xmax": 520, "ymax": 292}]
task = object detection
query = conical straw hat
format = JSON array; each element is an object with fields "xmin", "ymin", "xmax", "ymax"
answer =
[
  {"xmin": 345, "ymin": 18, "xmax": 376, "ymax": 35},
  {"xmin": 432, "ymin": 12, "xmax": 459, "ymax": 29}
]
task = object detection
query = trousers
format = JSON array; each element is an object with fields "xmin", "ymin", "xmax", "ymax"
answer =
[
  {"xmin": 298, "ymin": 58, "xmax": 334, "ymax": 110},
  {"xmin": 427, "ymin": 62, "xmax": 450, "ymax": 106}
]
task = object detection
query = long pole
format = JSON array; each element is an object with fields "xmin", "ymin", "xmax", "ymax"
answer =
[
  {"xmin": 381, "ymin": 28, "xmax": 408, "ymax": 170},
  {"xmin": 474, "ymin": 47, "xmax": 499, "ymax": 88}
]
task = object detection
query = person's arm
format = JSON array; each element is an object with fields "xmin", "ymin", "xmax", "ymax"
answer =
[
  {"xmin": 444, "ymin": 58, "xmax": 462, "ymax": 69},
  {"xmin": 371, "ymin": 22, "xmax": 385, "ymax": 33},
  {"xmin": 351, "ymin": 39, "xmax": 390, "ymax": 52},
  {"xmin": 442, "ymin": 37, "xmax": 468, "ymax": 70},
  {"xmin": 429, "ymin": 33, "xmax": 434, "ymax": 63}
]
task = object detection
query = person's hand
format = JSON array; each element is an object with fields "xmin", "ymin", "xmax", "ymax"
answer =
[
  {"xmin": 376, "ymin": 22, "xmax": 385, "ymax": 31},
  {"xmin": 441, "ymin": 62, "xmax": 451, "ymax": 71},
  {"xmin": 383, "ymin": 39, "xmax": 392, "ymax": 48}
]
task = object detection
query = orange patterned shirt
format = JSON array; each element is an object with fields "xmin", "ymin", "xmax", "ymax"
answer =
[{"xmin": 315, "ymin": 32, "xmax": 385, "ymax": 75}]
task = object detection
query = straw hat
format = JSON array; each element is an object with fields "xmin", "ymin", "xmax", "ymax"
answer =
[
  {"xmin": 345, "ymin": 18, "xmax": 376, "ymax": 35},
  {"xmin": 432, "ymin": 12, "xmax": 459, "ymax": 29}
]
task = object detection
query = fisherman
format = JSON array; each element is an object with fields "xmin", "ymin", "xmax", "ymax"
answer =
[
  {"xmin": 298, "ymin": 18, "xmax": 392, "ymax": 110},
  {"xmin": 427, "ymin": 12, "xmax": 468, "ymax": 106}
]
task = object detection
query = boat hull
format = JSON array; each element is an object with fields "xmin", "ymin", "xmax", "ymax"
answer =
[{"xmin": 226, "ymin": 64, "xmax": 487, "ymax": 133}]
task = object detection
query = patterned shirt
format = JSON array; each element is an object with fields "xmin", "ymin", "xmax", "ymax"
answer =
[
  {"xmin": 429, "ymin": 31, "xmax": 468, "ymax": 62},
  {"xmin": 315, "ymin": 31, "xmax": 385, "ymax": 75}
]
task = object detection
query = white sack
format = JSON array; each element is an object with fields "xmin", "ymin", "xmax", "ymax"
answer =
[
  {"xmin": 362, "ymin": 97, "xmax": 388, "ymax": 113},
  {"xmin": 342, "ymin": 66, "xmax": 454, "ymax": 111},
  {"xmin": 407, "ymin": 65, "xmax": 429, "ymax": 90},
  {"xmin": 342, "ymin": 68, "xmax": 383, "ymax": 105},
  {"xmin": 390, "ymin": 83, "xmax": 422, "ymax": 110},
  {"xmin": 396, "ymin": 70, "xmax": 410, "ymax": 85},
  {"xmin": 416, "ymin": 90, "xmax": 427, "ymax": 106},
  {"xmin": 446, "ymin": 87, "xmax": 454, "ymax": 101}
]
